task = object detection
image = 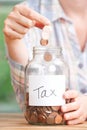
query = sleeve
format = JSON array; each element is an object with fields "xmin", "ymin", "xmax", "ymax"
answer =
[{"xmin": 8, "ymin": 57, "xmax": 26, "ymax": 111}]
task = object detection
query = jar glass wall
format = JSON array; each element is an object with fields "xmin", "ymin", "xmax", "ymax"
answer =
[{"xmin": 24, "ymin": 47, "xmax": 69, "ymax": 125}]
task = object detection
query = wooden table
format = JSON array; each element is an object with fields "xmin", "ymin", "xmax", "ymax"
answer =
[{"xmin": 0, "ymin": 113, "xmax": 87, "ymax": 130}]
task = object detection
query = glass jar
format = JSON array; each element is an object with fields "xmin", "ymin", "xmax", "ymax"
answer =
[{"xmin": 24, "ymin": 46, "xmax": 69, "ymax": 125}]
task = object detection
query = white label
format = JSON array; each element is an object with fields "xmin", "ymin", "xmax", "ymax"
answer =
[{"xmin": 29, "ymin": 75, "xmax": 65, "ymax": 106}]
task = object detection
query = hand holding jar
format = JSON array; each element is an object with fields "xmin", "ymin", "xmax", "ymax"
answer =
[{"xmin": 61, "ymin": 90, "xmax": 87, "ymax": 125}]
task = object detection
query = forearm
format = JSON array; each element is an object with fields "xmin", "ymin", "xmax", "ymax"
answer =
[{"xmin": 5, "ymin": 38, "xmax": 28, "ymax": 66}]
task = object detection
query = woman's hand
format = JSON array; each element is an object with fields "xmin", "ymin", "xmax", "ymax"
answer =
[
  {"xmin": 3, "ymin": 3, "xmax": 50, "ymax": 65},
  {"xmin": 61, "ymin": 90, "xmax": 87, "ymax": 125},
  {"xmin": 3, "ymin": 3, "xmax": 50, "ymax": 40}
]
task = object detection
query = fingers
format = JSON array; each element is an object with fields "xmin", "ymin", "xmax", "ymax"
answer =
[
  {"xmin": 13, "ymin": 4, "xmax": 51, "ymax": 28},
  {"xmin": 64, "ymin": 108, "xmax": 82, "ymax": 120},
  {"xmin": 63, "ymin": 90, "xmax": 79, "ymax": 99},
  {"xmin": 61, "ymin": 101, "xmax": 80, "ymax": 113},
  {"xmin": 3, "ymin": 3, "xmax": 51, "ymax": 40},
  {"xmin": 61, "ymin": 100, "xmax": 86, "ymax": 125},
  {"xmin": 8, "ymin": 11, "xmax": 36, "ymax": 28},
  {"xmin": 4, "ymin": 19, "xmax": 28, "ymax": 39},
  {"xmin": 3, "ymin": 25, "xmax": 24, "ymax": 39},
  {"xmin": 67, "ymin": 115, "xmax": 86, "ymax": 125},
  {"xmin": 61, "ymin": 90, "xmax": 80, "ymax": 117},
  {"xmin": 61, "ymin": 91, "xmax": 87, "ymax": 125}
]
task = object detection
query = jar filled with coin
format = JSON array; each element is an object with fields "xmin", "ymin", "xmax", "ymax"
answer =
[{"xmin": 24, "ymin": 44, "xmax": 69, "ymax": 125}]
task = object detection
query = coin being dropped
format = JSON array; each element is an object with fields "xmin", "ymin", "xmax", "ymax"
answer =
[
  {"xmin": 40, "ymin": 25, "xmax": 52, "ymax": 46},
  {"xmin": 40, "ymin": 39, "xmax": 48, "ymax": 46}
]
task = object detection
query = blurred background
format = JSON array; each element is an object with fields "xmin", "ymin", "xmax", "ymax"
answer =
[{"xmin": 0, "ymin": 0, "xmax": 24, "ymax": 113}]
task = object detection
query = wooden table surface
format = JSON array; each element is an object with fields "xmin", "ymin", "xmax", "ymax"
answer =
[{"xmin": 0, "ymin": 113, "xmax": 87, "ymax": 130}]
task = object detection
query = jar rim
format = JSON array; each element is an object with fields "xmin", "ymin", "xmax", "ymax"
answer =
[{"xmin": 33, "ymin": 46, "xmax": 62, "ymax": 53}]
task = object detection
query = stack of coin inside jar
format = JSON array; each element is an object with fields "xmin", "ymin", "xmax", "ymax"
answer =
[{"xmin": 25, "ymin": 92, "xmax": 65, "ymax": 125}]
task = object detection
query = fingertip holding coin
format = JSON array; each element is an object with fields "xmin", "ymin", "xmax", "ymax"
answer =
[
  {"xmin": 40, "ymin": 25, "xmax": 52, "ymax": 46},
  {"xmin": 42, "ymin": 25, "xmax": 52, "ymax": 38}
]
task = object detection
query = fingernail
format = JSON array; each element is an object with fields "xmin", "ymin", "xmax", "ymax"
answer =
[
  {"xmin": 65, "ymin": 93, "xmax": 70, "ymax": 98},
  {"xmin": 32, "ymin": 20, "xmax": 36, "ymax": 25}
]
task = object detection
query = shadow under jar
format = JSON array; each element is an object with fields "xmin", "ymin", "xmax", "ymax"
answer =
[{"xmin": 24, "ymin": 47, "xmax": 69, "ymax": 125}]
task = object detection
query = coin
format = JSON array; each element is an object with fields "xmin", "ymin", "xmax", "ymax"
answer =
[
  {"xmin": 40, "ymin": 25, "xmax": 52, "ymax": 46},
  {"xmin": 30, "ymin": 112, "xmax": 38, "ymax": 123},
  {"xmin": 44, "ymin": 52, "xmax": 52, "ymax": 61},
  {"xmin": 38, "ymin": 114, "xmax": 46, "ymax": 124},
  {"xmin": 25, "ymin": 94, "xmax": 65, "ymax": 125},
  {"xmin": 42, "ymin": 25, "xmax": 52, "ymax": 40},
  {"xmin": 51, "ymin": 106, "xmax": 61, "ymax": 111},
  {"xmin": 46, "ymin": 112, "xmax": 57, "ymax": 125},
  {"xmin": 55, "ymin": 114, "xmax": 63, "ymax": 124}
]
